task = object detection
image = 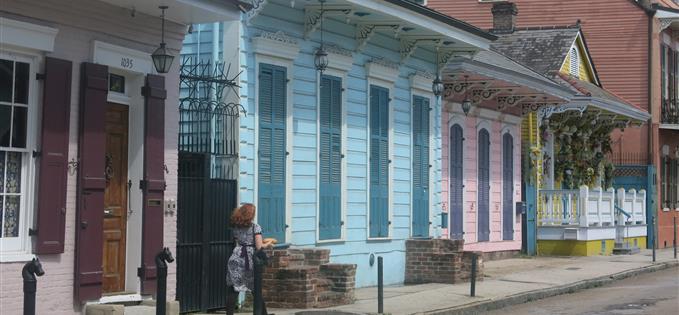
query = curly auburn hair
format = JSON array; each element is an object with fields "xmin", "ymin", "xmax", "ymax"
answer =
[{"xmin": 230, "ymin": 203, "xmax": 256, "ymax": 228}]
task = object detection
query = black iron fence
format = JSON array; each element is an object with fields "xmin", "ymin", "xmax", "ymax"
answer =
[{"xmin": 662, "ymin": 99, "xmax": 679, "ymax": 124}]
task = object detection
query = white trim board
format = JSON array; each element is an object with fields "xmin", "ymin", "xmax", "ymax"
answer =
[{"xmin": 0, "ymin": 17, "xmax": 58, "ymax": 52}]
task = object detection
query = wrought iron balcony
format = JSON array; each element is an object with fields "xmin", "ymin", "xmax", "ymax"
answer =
[{"xmin": 661, "ymin": 98, "xmax": 679, "ymax": 125}]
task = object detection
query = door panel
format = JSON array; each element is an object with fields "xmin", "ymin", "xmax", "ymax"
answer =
[
  {"xmin": 478, "ymin": 129, "xmax": 490, "ymax": 242},
  {"xmin": 412, "ymin": 96, "xmax": 430, "ymax": 238},
  {"xmin": 502, "ymin": 133, "xmax": 514, "ymax": 240},
  {"xmin": 103, "ymin": 103, "xmax": 128, "ymax": 293},
  {"xmin": 450, "ymin": 124, "xmax": 464, "ymax": 240}
]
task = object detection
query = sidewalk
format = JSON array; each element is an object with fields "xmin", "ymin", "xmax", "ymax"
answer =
[{"xmin": 259, "ymin": 249, "xmax": 678, "ymax": 315}]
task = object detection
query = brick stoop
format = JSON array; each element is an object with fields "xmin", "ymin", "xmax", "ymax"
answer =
[
  {"xmin": 404, "ymin": 239, "xmax": 484, "ymax": 285},
  {"xmin": 262, "ymin": 248, "xmax": 356, "ymax": 309}
]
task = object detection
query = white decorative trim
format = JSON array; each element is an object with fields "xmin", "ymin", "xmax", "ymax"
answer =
[
  {"xmin": 252, "ymin": 31, "xmax": 300, "ymax": 61},
  {"xmin": 366, "ymin": 58, "xmax": 400, "ymax": 86},
  {"xmin": 98, "ymin": 294, "xmax": 143, "ymax": 304},
  {"xmin": 0, "ymin": 17, "xmax": 58, "ymax": 52},
  {"xmin": 245, "ymin": 0, "xmax": 268, "ymax": 24},
  {"xmin": 409, "ymin": 70, "xmax": 435, "ymax": 93},
  {"xmin": 325, "ymin": 44, "xmax": 354, "ymax": 72},
  {"xmin": 93, "ymin": 41, "xmax": 155, "ymax": 75},
  {"xmin": 0, "ymin": 253, "xmax": 35, "ymax": 263}
]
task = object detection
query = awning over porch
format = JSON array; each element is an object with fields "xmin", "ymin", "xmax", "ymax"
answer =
[
  {"xmin": 98, "ymin": 0, "xmax": 247, "ymax": 24},
  {"xmin": 654, "ymin": 4, "xmax": 679, "ymax": 31}
]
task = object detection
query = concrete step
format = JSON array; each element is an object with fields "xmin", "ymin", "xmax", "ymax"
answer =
[{"xmin": 84, "ymin": 301, "xmax": 179, "ymax": 315}]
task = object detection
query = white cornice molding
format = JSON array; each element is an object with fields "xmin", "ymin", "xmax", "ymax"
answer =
[
  {"xmin": 409, "ymin": 70, "xmax": 435, "ymax": 94},
  {"xmin": 325, "ymin": 44, "xmax": 354, "ymax": 72},
  {"xmin": 366, "ymin": 58, "xmax": 400, "ymax": 84},
  {"xmin": 252, "ymin": 31, "xmax": 300, "ymax": 61},
  {"xmin": 0, "ymin": 17, "xmax": 58, "ymax": 52}
]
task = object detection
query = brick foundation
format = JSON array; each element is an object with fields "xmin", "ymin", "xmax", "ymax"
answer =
[
  {"xmin": 262, "ymin": 248, "xmax": 356, "ymax": 309},
  {"xmin": 404, "ymin": 239, "xmax": 483, "ymax": 285}
]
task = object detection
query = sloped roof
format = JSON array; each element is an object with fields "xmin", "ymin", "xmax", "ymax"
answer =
[{"xmin": 490, "ymin": 26, "xmax": 581, "ymax": 78}]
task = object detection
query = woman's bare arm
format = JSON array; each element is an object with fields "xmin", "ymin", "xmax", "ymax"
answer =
[{"xmin": 255, "ymin": 234, "xmax": 264, "ymax": 250}]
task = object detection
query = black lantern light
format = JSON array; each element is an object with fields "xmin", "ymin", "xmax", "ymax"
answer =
[
  {"xmin": 314, "ymin": 0, "xmax": 329, "ymax": 72},
  {"xmin": 151, "ymin": 6, "xmax": 174, "ymax": 74},
  {"xmin": 461, "ymin": 75, "xmax": 472, "ymax": 115},
  {"xmin": 432, "ymin": 49, "xmax": 444, "ymax": 96}
]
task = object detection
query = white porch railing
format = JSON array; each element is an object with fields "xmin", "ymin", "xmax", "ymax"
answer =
[{"xmin": 538, "ymin": 186, "xmax": 647, "ymax": 227}]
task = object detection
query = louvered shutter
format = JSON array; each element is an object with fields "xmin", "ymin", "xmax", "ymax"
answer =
[
  {"xmin": 319, "ymin": 75, "xmax": 342, "ymax": 240},
  {"xmin": 75, "ymin": 62, "xmax": 108, "ymax": 302},
  {"xmin": 502, "ymin": 133, "xmax": 514, "ymax": 240},
  {"xmin": 449, "ymin": 124, "xmax": 464, "ymax": 240},
  {"xmin": 258, "ymin": 64, "xmax": 287, "ymax": 243},
  {"xmin": 412, "ymin": 96, "xmax": 430, "ymax": 238},
  {"xmin": 369, "ymin": 85, "xmax": 389, "ymax": 238},
  {"xmin": 140, "ymin": 74, "xmax": 166, "ymax": 295},
  {"xmin": 35, "ymin": 57, "xmax": 72, "ymax": 254},
  {"xmin": 478, "ymin": 129, "xmax": 490, "ymax": 242}
]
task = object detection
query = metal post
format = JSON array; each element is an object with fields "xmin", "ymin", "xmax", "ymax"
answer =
[
  {"xmin": 156, "ymin": 248, "xmax": 174, "ymax": 315},
  {"xmin": 470, "ymin": 254, "xmax": 477, "ymax": 297},
  {"xmin": 652, "ymin": 216, "xmax": 657, "ymax": 263},
  {"xmin": 254, "ymin": 259, "xmax": 264, "ymax": 315},
  {"xmin": 674, "ymin": 216, "xmax": 677, "ymax": 259},
  {"xmin": 22, "ymin": 258, "xmax": 44, "ymax": 315},
  {"xmin": 377, "ymin": 256, "xmax": 383, "ymax": 314}
]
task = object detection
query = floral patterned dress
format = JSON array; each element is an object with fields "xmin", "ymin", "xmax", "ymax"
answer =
[{"xmin": 226, "ymin": 223, "xmax": 262, "ymax": 292}]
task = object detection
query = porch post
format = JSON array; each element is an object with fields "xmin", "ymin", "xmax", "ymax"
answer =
[{"xmin": 579, "ymin": 185, "xmax": 589, "ymax": 227}]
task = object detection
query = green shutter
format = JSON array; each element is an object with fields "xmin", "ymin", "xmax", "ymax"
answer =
[
  {"xmin": 258, "ymin": 63, "xmax": 287, "ymax": 243},
  {"xmin": 412, "ymin": 95, "xmax": 430, "ymax": 237},
  {"xmin": 370, "ymin": 85, "xmax": 389, "ymax": 238},
  {"xmin": 319, "ymin": 75, "xmax": 342, "ymax": 240}
]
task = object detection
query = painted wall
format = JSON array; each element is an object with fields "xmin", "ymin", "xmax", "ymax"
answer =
[
  {"xmin": 239, "ymin": 0, "xmax": 444, "ymax": 287},
  {"xmin": 0, "ymin": 0, "xmax": 186, "ymax": 313},
  {"xmin": 441, "ymin": 108, "xmax": 522, "ymax": 252}
]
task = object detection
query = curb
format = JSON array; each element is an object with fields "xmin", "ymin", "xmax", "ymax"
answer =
[{"xmin": 423, "ymin": 260, "xmax": 679, "ymax": 315}]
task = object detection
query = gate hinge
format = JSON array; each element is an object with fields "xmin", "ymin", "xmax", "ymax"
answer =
[
  {"xmin": 32, "ymin": 150, "xmax": 41, "ymax": 158},
  {"xmin": 35, "ymin": 73, "xmax": 46, "ymax": 80},
  {"xmin": 29, "ymin": 228, "xmax": 38, "ymax": 236},
  {"xmin": 139, "ymin": 180, "xmax": 146, "ymax": 190},
  {"xmin": 137, "ymin": 266, "xmax": 145, "ymax": 278}
]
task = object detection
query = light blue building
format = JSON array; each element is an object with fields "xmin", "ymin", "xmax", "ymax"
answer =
[{"xmin": 182, "ymin": 0, "xmax": 496, "ymax": 287}]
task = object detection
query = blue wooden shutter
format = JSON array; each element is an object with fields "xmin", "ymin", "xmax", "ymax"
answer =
[
  {"xmin": 412, "ymin": 96, "xmax": 430, "ymax": 237},
  {"xmin": 370, "ymin": 85, "xmax": 389, "ymax": 238},
  {"xmin": 449, "ymin": 124, "xmax": 464, "ymax": 240},
  {"xmin": 319, "ymin": 75, "xmax": 342, "ymax": 240},
  {"xmin": 258, "ymin": 64, "xmax": 287, "ymax": 243},
  {"xmin": 502, "ymin": 133, "xmax": 514, "ymax": 240},
  {"xmin": 478, "ymin": 129, "xmax": 490, "ymax": 242}
]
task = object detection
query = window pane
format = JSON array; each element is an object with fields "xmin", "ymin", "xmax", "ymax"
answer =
[
  {"xmin": 5, "ymin": 152, "xmax": 21, "ymax": 193},
  {"xmin": 14, "ymin": 62, "xmax": 29, "ymax": 104},
  {"xmin": 3, "ymin": 195, "xmax": 20, "ymax": 237},
  {"xmin": 0, "ymin": 105, "xmax": 10, "ymax": 147},
  {"xmin": 0, "ymin": 60, "xmax": 13, "ymax": 103},
  {"xmin": 11, "ymin": 107, "xmax": 27, "ymax": 148}
]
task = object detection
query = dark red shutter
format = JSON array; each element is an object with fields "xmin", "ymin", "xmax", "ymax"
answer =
[
  {"xmin": 35, "ymin": 57, "xmax": 72, "ymax": 254},
  {"xmin": 74, "ymin": 62, "xmax": 108, "ymax": 302},
  {"xmin": 139, "ymin": 74, "xmax": 166, "ymax": 295}
]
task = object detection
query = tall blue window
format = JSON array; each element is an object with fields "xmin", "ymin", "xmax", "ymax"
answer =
[
  {"xmin": 369, "ymin": 85, "xmax": 389, "ymax": 238},
  {"xmin": 258, "ymin": 63, "xmax": 287, "ymax": 243},
  {"xmin": 319, "ymin": 75, "xmax": 342, "ymax": 240},
  {"xmin": 412, "ymin": 95, "xmax": 430, "ymax": 238}
]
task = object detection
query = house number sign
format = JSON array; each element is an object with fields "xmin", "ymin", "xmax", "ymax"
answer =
[
  {"xmin": 120, "ymin": 57, "xmax": 134, "ymax": 69},
  {"xmin": 93, "ymin": 40, "xmax": 153, "ymax": 74}
]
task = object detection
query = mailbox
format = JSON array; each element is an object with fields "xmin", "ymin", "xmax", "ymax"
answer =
[{"xmin": 516, "ymin": 201, "xmax": 526, "ymax": 215}]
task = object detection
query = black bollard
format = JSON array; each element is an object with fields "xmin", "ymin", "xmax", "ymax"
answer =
[
  {"xmin": 253, "ymin": 259, "xmax": 264, "ymax": 315},
  {"xmin": 155, "ymin": 248, "xmax": 174, "ymax": 315},
  {"xmin": 470, "ymin": 254, "xmax": 477, "ymax": 297},
  {"xmin": 674, "ymin": 217, "xmax": 677, "ymax": 259},
  {"xmin": 377, "ymin": 256, "xmax": 383, "ymax": 314},
  {"xmin": 653, "ymin": 216, "xmax": 657, "ymax": 263},
  {"xmin": 23, "ymin": 258, "xmax": 44, "ymax": 315}
]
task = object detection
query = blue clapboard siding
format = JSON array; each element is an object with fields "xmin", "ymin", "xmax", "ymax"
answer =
[
  {"xmin": 236, "ymin": 0, "xmax": 444, "ymax": 287},
  {"xmin": 257, "ymin": 64, "xmax": 287, "ymax": 243},
  {"xmin": 370, "ymin": 85, "xmax": 390, "ymax": 238},
  {"xmin": 478, "ymin": 129, "xmax": 490, "ymax": 242},
  {"xmin": 412, "ymin": 95, "xmax": 430, "ymax": 238},
  {"xmin": 449, "ymin": 124, "xmax": 464, "ymax": 240},
  {"xmin": 502, "ymin": 133, "xmax": 514, "ymax": 240},
  {"xmin": 319, "ymin": 75, "xmax": 342, "ymax": 240}
]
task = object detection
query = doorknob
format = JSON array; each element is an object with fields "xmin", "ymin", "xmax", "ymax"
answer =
[{"xmin": 104, "ymin": 209, "xmax": 113, "ymax": 215}]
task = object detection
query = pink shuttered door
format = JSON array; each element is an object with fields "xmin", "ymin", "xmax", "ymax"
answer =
[
  {"xmin": 75, "ymin": 62, "xmax": 108, "ymax": 302},
  {"xmin": 139, "ymin": 74, "xmax": 166, "ymax": 295},
  {"xmin": 35, "ymin": 57, "xmax": 72, "ymax": 254}
]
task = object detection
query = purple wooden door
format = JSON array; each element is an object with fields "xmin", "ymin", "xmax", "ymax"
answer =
[
  {"xmin": 502, "ymin": 133, "xmax": 514, "ymax": 240},
  {"xmin": 75, "ymin": 62, "xmax": 108, "ymax": 302},
  {"xmin": 35, "ymin": 57, "xmax": 72, "ymax": 254},
  {"xmin": 140, "ymin": 74, "xmax": 166, "ymax": 295},
  {"xmin": 449, "ymin": 124, "xmax": 464, "ymax": 240}
]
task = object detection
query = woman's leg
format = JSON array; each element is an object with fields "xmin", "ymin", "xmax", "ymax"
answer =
[{"xmin": 225, "ymin": 286, "xmax": 238, "ymax": 315}]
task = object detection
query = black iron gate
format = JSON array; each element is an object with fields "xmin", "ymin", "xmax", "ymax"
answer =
[{"xmin": 176, "ymin": 57, "xmax": 244, "ymax": 313}]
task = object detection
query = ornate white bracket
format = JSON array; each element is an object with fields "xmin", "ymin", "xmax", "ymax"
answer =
[
  {"xmin": 660, "ymin": 18, "xmax": 677, "ymax": 32},
  {"xmin": 522, "ymin": 102, "xmax": 560, "ymax": 116},
  {"xmin": 245, "ymin": 0, "xmax": 268, "ymax": 24},
  {"xmin": 537, "ymin": 104, "xmax": 588, "ymax": 120},
  {"xmin": 251, "ymin": 31, "xmax": 300, "ymax": 60},
  {"xmin": 399, "ymin": 36, "xmax": 442, "ymax": 63},
  {"xmin": 356, "ymin": 23, "xmax": 404, "ymax": 52},
  {"xmin": 304, "ymin": 4, "xmax": 354, "ymax": 39}
]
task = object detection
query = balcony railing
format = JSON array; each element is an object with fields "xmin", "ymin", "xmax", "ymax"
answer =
[{"xmin": 661, "ymin": 99, "xmax": 679, "ymax": 125}]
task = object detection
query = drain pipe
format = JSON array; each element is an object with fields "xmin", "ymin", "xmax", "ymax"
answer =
[{"xmin": 644, "ymin": 3, "xmax": 657, "ymax": 252}]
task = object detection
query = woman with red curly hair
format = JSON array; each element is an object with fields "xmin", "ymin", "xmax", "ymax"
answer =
[{"xmin": 226, "ymin": 203, "xmax": 273, "ymax": 315}]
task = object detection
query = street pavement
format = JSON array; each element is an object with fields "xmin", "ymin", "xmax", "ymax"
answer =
[{"xmin": 485, "ymin": 266, "xmax": 678, "ymax": 315}]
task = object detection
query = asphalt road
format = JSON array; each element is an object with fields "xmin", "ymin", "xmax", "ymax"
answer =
[{"xmin": 486, "ymin": 266, "xmax": 679, "ymax": 315}]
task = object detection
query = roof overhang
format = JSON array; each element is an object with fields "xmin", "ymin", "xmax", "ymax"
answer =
[
  {"xmin": 98, "ymin": 0, "xmax": 243, "ymax": 25},
  {"xmin": 441, "ymin": 54, "xmax": 573, "ymax": 116},
  {"xmin": 568, "ymin": 96, "xmax": 651, "ymax": 122},
  {"xmin": 655, "ymin": 6, "xmax": 679, "ymax": 32}
]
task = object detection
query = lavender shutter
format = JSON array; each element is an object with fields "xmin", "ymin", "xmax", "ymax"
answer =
[
  {"xmin": 449, "ymin": 124, "xmax": 464, "ymax": 240},
  {"xmin": 140, "ymin": 74, "xmax": 167, "ymax": 295},
  {"xmin": 502, "ymin": 133, "xmax": 514, "ymax": 240},
  {"xmin": 477, "ymin": 129, "xmax": 490, "ymax": 242},
  {"xmin": 35, "ymin": 57, "xmax": 72, "ymax": 254},
  {"xmin": 75, "ymin": 62, "xmax": 108, "ymax": 302}
]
